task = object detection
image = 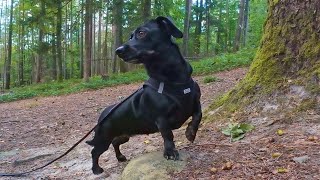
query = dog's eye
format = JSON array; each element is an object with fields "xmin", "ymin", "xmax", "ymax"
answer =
[{"xmin": 137, "ymin": 31, "xmax": 146, "ymax": 39}]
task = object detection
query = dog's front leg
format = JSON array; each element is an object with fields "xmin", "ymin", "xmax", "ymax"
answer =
[
  {"xmin": 156, "ymin": 119, "xmax": 179, "ymax": 160},
  {"xmin": 186, "ymin": 100, "xmax": 202, "ymax": 143}
]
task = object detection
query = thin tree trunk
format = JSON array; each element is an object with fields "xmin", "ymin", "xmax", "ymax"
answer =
[
  {"xmin": 18, "ymin": 1, "xmax": 25, "ymax": 85},
  {"xmin": 242, "ymin": 0, "xmax": 250, "ymax": 47},
  {"xmin": 112, "ymin": 0, "xmax": 127, "ymax": 73},
  {"xmin": 35, "ymin": 0, "xmax": 45, "ymax": 83},
  {"xmin": 70, "ymin": 0, "xmax": 74, "ymax": 78},
  {"xmin": 56, "ymin": 0, "xmax": 63, "ymax": 82},
  {"xmin": 226, "ymin": 0, "xmax": 230, "ymax": 51},
  {"xmin": 4, "ymin": 0, "xmax": 14, "ymax": 89},
  {"xmin": 194, "ymin": 0, "xmax": 204, "ymax": 56},
  {"xmin": 84, "ymin": 0, "xmax": 92, "ymax": 82},
  {"xmin": 97, "ymin": 2, "xmax": 102, "ymax": 75},
  {"xmin": 102, "ymin": 6, "xmax": 109, "ymax": 75},
  {"xmin": 233, "ymin": 0, "xmax": 245, "ymax": 52},
  {"xmin": 80, "ymin": 0, "xmax": 84, "ymax": 78},
  {"xmin": 182, "ymin": 0, "xmax": 191, "ymax": 57},
  {"xmin": 142, "ymin": 0, "xmax": 151, "ymax": 22},
  {"xmin": 205, "ymin": 0, "xmax": 210, "ymax": 56}
]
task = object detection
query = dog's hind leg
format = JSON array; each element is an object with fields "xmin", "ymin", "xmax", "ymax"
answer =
[
  {"xmin": 90, "ymin": 132, "xmax": 113, "ymax": 175},
  {"xmin": 185, "ymin": 100, "xmax": 202, "ymax": 143},
  {"xmin": 112, "ymin": 135, "xmax": 130, "ymax": 162}
]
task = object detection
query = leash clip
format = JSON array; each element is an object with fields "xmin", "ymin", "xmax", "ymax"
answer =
[
  {"xmin": 183, "ymin": 88, "xmax": 191, "ymax": 94},
  {"xmin": 158, "ymin": 82, "xmax": 164, "ymax": 94}
]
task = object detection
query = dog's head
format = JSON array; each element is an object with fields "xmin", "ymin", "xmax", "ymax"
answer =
[{"xmin": 115, "ymin": 16, "xmax": 183, "ymax": 64}]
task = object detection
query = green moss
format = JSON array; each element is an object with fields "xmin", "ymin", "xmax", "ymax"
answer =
[
  {"xmin": 273, "ymin": 0, "xmax": 280, "ymax": 5},
  {"xmin": 296, "ymin": 98, "xmax": 317, "ymax": 112}
]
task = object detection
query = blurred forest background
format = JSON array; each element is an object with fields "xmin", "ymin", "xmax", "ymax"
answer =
[{"xmin": 0, "ymin": 0, "xmax": 266, "ymax": 90}]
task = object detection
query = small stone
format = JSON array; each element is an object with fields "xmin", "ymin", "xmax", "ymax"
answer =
[
  {"xmin": 259, "ymin": 148, "xmax": 268, "ymax": 152},
  {"xmin": 210, "ymin": 167, "xmax": 217, "ymax": 173},
  {"xmin": 293, "ymin": 155, "xmax": 310, "ymax": 164},
  {"xmin": 308, "ymin": 136, "xmax": 318, "ymax": 141},
  {"xmin": 222, "ymin": 162, "xmax": 232, "ymax": 170}
]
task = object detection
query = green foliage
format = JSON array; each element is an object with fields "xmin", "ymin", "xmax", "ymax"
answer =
[
  {"xmin": 203, "ymin": 76, "xmax": 218, "ymax": 83},
  {"xmin": 222, "ymin": 123, "xmax": 254, "ymax": 141},
  {"xmin": 0, "ymin": 49, "xmax": 255, "ymax": 103},
  {"xmin": 247, "ymin": 0, "xmax": 268, "ymax": 48},
  {"xmin": 191, "ymin": 48, "xmax": 256, "ymax": 75}
]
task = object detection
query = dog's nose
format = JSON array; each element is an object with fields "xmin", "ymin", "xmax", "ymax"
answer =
[{"xmin": 115, "ymin": 46, "xmax": 125, "ymax": 55}]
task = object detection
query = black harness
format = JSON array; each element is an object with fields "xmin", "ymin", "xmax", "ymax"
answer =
[
  {"xmin": 144, "ymin": 78, "xmax": 195, "ymax": 108},
  {"xmin": 0, "ymin": 77, "xmax": 195, "ymax": 177}
]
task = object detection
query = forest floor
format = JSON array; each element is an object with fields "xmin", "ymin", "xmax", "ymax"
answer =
[{"xmin": 0, "ymin": 67, "xmax": 319, "ymax": 179}]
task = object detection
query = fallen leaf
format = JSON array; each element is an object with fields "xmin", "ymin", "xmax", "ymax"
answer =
[
  {"xmin": 277, "ymin": 168, "xmax": 288, "ymax": 173},
  {"xmin": 308, "ymin": 136, "xmax": 318, "ymax": 141},
  {"xmin": 277, "ymin": 129, "xmax": 284, "ymax": 136},
  {"xmin": 210, "ymin": 167, "xmax": 217, "ymax": 173},
  {"xmin": 222, "ymin": 162, "xmax": 232, "ymax": 170},
  {"xmin": 144, "ymin": 140, "xmax": 150, "ymax": 144},
  {"xmin": 272, "ymin": 152, "xmax": 282, "ymax": 158}
]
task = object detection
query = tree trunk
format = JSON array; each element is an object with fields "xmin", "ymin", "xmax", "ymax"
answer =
[
  {"xmin": 142, "ymin": 0, "xmax": 151, "ymax": 22},
  {"xmin": 112, "ymin": 0, "xmax": 127, "ymax": 73},
  {"xmin": 80, "ymin": 0, "xmax": 84, "ymax": 78},
  {"xmin": 182, "ymin": 0, "xmax": 191, "ymax": 57},
  {"xmin": 84, "ymin": 0, "xmax": 93, "ymax": 82},
  {"xmin": 4, "ymin": 0, "xmax": 14, "ymax": 89},
  {"xmin": 35, "ymin": 0, "xmax": 46, "ymax": 83},
  {"xmin": 97, "ymin": 2, "xmax": 102, "ymax": 75},
  {"xmin": 56, "ymin": 0, "xmax": 63, "ymax": 82},
  {"xmin": 194, "ymin": 0, "xmax": 204, "ymax": 56},
  {"xmin": 102, "ymin": 5, "xmax": 109, "ymax": 76},
  {"xmin": 233, "ymin": 0, "xmax": 245, "ymax": 52},
  {"xmin": 242, "ymin": 0, "xmax": 250, "ymax": 47},
  {"xmin": 210, "ymin": 0, "xmax": 320, "ymax": 120},
  {"xmin": 18, "ymin": 1, "xmax": 25, "ymax": 86}
]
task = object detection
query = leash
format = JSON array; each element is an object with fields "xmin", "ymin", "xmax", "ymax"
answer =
[{"xmin": 0, "ymin": 88, "xmax": 142, "ymax": 177}]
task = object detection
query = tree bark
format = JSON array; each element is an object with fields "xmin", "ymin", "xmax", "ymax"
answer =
[
  {"xmin": 233, "ymin": 0, "xmax": 245, "ymax": 52},
  {"xmin": 242, "ymin": 0, "xmax": 250, "ymax": 47},
  {"xmin": 4, "ymin": 0, "xmax": 14, "ymax": 89},
  {"xmin": 112, "ymin": 0, "xmax": 127, "ymax": 73},
  {"xmin": 194, "ymin": 0, "xmax": 204, "ymax": 56},
  {"xmin": 35, "ymin": 0, "xmax": 46, "ymax": 83},
  {"xmin": 182, "ymin": 0, "xmax": 192, "ymax": 57},
  {"xmin": 211, "ymin": 0, "xmax": 320, "ymax": 119},
  {"xmin": 142, "ymin": 0, "xmax": 151, "ymax": 22},
  {"xmin": 56, "ymin": 0, "xmax": 63, "ymax": 82},
  {"xmin": 84, "ymin": 0, "xmax": 93, "ymax": 82}
]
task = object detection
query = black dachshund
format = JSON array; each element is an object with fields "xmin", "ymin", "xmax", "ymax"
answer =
[{"xmin": 86, "ymin": 16, "xmax": 202, "ymax": 175}]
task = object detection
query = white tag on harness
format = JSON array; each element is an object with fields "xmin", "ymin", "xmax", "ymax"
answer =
[{"xmin": 183, "ymin": 88, "xmax": 191, "ymax": 94}]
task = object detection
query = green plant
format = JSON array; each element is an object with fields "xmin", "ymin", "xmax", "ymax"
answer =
[
  {"xmin": 203, "ymin": 76, "xmax": 219, "ymax": 83},
  {"xmin": 222, "ymin": 123, "xmax": 254, "ymax": 142}
]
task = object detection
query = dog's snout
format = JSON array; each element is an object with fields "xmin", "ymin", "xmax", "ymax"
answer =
[{"xmin": 115, "ymin": 46, "xmax": 125, "ymax": 55}]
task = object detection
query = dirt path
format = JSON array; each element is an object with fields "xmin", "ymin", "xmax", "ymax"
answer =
[
  {"xmin": 0, "ymin": 68, "xmax": 246, "ymax": 179},
  {"xmin": 1, "ymin": 67, "xmax": 319, "ymax": 179}
]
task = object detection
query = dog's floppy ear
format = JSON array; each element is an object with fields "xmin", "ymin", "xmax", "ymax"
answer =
[{"xmin": 155, "ymin": 16, "xmax": 183, "ymax": 38}]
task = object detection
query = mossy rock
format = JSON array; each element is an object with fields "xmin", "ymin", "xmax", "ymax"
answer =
[{"xmin": 121, "ymin": 151, "xmax": 188, "ymax": 180}]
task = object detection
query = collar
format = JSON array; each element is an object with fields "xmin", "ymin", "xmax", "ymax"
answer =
[{"xmin": 143, "ymin": 77, "xmax": 194, "ymax": 96}]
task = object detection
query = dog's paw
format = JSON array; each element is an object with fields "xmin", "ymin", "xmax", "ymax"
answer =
[
  {"xmin": 185, "ymin": 126, "xmax": 196, "ymax": 143},
  {"xmin": 92, "ymin": 166, "xmax": 104, "ymax": 175},
  {"xmin": 163, "ymin": 149, "xmax": 179, "ymax": 161},
  {"xmin": 116, "ymin": 154, "xmax": 127, "ymax": 162}
]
